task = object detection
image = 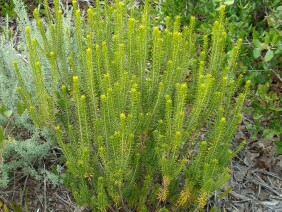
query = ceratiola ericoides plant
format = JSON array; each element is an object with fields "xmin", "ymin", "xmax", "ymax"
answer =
[{"xmin": 13, "ymin": 0, "xmax": 250, "ymax": 210}]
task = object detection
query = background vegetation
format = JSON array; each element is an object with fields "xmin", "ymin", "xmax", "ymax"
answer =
[{"xmin": 159, "ymin": 0, "xmax": 281, "ymax": 153}]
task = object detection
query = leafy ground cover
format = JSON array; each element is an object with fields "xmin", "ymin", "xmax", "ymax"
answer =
[{"xmin": 0, "ymin": 0, "xmax": 281, "ymax": 211}]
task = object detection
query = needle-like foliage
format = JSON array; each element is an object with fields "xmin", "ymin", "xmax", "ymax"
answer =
[{"xmin": 14, "ymin": 0, "xmax": 250, "ymax": 210}]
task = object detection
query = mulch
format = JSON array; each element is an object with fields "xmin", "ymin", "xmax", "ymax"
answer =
[{"xmin": 215, "ymin": 115, "xmax": 282, "ymax": 211}]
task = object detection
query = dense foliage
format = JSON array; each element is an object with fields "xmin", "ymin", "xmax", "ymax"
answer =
[{"xmin": 8, "ymin": 0, "xmax": 252, "ymax": 210}]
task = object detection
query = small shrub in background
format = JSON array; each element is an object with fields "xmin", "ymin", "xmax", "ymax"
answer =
[
  {"xmin": 0, "ymin": 7, "xmax": 54, "ymax": 188},
  {"xmin": 13, "ymin": 0, "xmax": 250, "ymax": 210},
  {"xmin": 0, "ymin": 0, "xmax": 45, "ymax": 17},
  {"xmin": 0, "ymin": 0, "xmax": 16, "ymax": 17},
  {"xmin": 246, "ymin": 83, "xmax": 282, "ymax": 154},
  {"xmin": 242, "ymin": 4, "xmax": 281, "ymax": 152}
]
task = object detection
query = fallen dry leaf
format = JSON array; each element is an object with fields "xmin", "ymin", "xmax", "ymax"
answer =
[
  {"xmin": 257, "ymin": 190, "xmax": 270, "ymax": 201},
  {"xmin": 244, "ymin": 152, "xmax": 260, "ymax": 167}
]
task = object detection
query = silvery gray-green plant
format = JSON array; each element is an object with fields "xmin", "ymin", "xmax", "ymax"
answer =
[{"xmin": 0, "ymin": 0, "xmax": 58, "ymax": 189}]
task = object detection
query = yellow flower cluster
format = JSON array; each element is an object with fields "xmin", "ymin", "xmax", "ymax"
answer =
[
  {"xmin": 157, "ymin": 176, "xmax": 171, "ymax": 202},
  {"xmin": 197, "ymin": 191, "xmax": 209, "ymax": 209},
  {"xmin": 176, "ymin": 189, "xmax": 191, "ymax": 206}
]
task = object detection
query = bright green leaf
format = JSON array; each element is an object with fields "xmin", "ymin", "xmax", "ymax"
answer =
[
  {"xmin": 253, "ymin": 114, "xmax": 263, "ymax": 120},
  {"xmin": 252, "ymin": 30, "xmax": 259, "ymax": 40},
  {"xmin": 210, "ymin": 208, "xmax": 215, "ymax": 212},
  {"xmin": 224, "ymin": 0, "xmax": 234, "ymax": 5},
  {"xmin": 0, "ymin": 103, "xmax": 6, "ymax": 113},
  {"xmin": 250, "ymin": 132, "xmax": 258, "ymax": 139},
  {"xmin": 4, "ymin": 204, "xmax": 9, "ymax": 212},
  {"xmin": 264, "ymin": 49, "xmax": 274, "ymax": 62},
  {"xmin": 252, "ymin": 39, "xmax": 263, "ymax": 48},
  {"xmin": 263, "ymin": 129, "xmax": 275, "ymax": 140},
  {"xmin": 253, "ymin": 48, "xmax": 261, "ymax": 59},
  {"xmin": 265, "ymin": 132, "xmax": 275, "ymax": 140},
  {"xmin": 11, "ymin": 202, "xmax": 22, "ymax": 212},
  {"xmin": 275, "ymin": 141, "xmax": 282, "ymax": 155},
  {"xmin": 269, "ymin": 106, "xmax": 282, "ymax": 112},
  {"xmin": 272, "ymin": 34, "xmax": 279, "ymax": 45},
  {"xmin": 246, "ymin": 124, "xmax": 256, "ymax": 131},
  {"xmin": 3, "ymin": 110, "xmax": 13, "ymax": 118},
  {"xmin": 0, "ymin": 126, "xmax": 4, "ymax": 143},
  {"xmin": 17, "ymin": 102, "xmax": 25, "ymax": 115}
]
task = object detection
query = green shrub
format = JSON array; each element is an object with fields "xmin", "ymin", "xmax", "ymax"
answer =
[
  {"xmin": 159, "ymin": 0, "xmax": 282, "ymax": 153},
  {"xmin": 0, "ymin": 0, "xmax": 45, "ymax": 17},
  {"xmin": 0, "ymin": 0, "xmax": 16, "ymax": 17},
  {"xmin": 14, "ymin": 0, "xmax": 250, "ymax": 210}
]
